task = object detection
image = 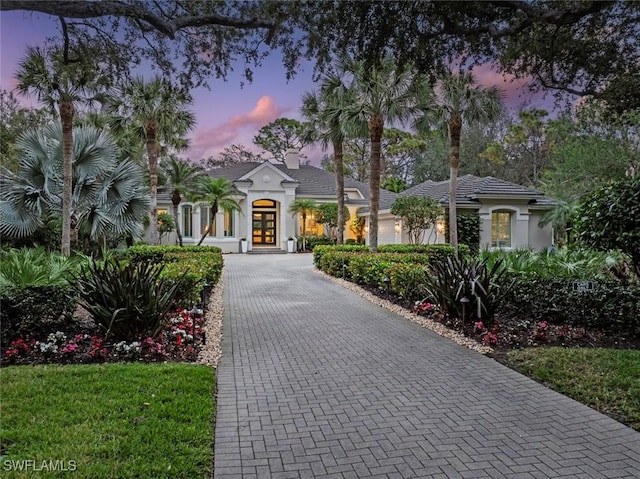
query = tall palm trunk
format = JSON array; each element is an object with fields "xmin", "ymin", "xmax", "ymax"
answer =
[
  {"xmin": 368, "ymin": 114, "xmax": 384, "ymax": 252},
  {"xmin": 60, "ymin": 99, "xmax": 74, "ymax": 256},
  {"xmin": 146, "ymin": 120, "xmax": 159, "ymax": 245},
  {"xmin": 197, "ymin": 203, "xmax": 217, "ymax": 246},
  {"xmin": 172, "ymin": 191, "xmax": 183, "ymax": 247},
  {"xmin": 333, "ymin": 139, "xmax": 345, "ymax": 244},
  {"xmin": 448, "ymin": 114, "xmax": 462, "ymax": 249},
  {"xmin": 301, "ymin": 211, "xmax": 308, "ymax": 251}
]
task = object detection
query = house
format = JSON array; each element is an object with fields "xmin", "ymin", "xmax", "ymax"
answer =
[
  {"xmin": 157, "ymin": 151, "xmax": 394, "ymax": 252},
  {"xmin": 368, "ymin": 175, "xmax": 558, "ymax": 250},
  {"xmin": 157, "ymin": 151, "xmax": 557, "ymax": 252}
]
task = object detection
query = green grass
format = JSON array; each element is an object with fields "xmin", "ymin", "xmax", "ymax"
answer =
[
  {"xmin": 0, "ymin": 363, "xmax": 215, "ymax": 478},
  {"xmin": 506, "ymin": 347, "xmax": 640, "ymax": 431}
]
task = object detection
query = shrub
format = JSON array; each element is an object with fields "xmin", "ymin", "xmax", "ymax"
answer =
[
  {"xmin": 388, "ymin": 263, "xmax": 430, "ymax": 301},
  {"xmin": 504, "ymin": 276, "xmax": 639, "ymax": 334},
  {"xmin": 349, "ymin": 254, "xmax": 395, "ymax": 287},
  {"xmin": 318, "ymin": 251, "xmax": 360, "ymax": 278},
  {"xmin": 119, "ymin": 245, "xmax": 224, "ymax": 306},
  {"xmin": 574, "ymin": 175, "xmax": 640, "ymax": 277},
  {"xmin": 377, "ymin": 243, "xmax": 467, "ymax": 262},
  {"xmin": 0, "ymin": 247, "xmax": 86, "ymax": 287},
  {"xmin": 444, "ymin": 213, "xmax": 481, "ymax": 254},
  {"xmin": 298, "ymin": 234, "xmax": 334, "ymax": 251},
  {"xmin": 313, "ymin": 244, "xmax": 368, "ymax": 267},
  {"xmin": 72, "ymin": 259, "xmax": 190, "ymax": 341},
  {"xmin": 424, "ymin": 256, "xmax": 514, "ymax": 326},
  {"xmin": 122, "ymin": 245, "xmax": 222, "ymax": 264},
  {"xmin": 0, "ymin": 285, "xmax": 77, "ymax": 346},
  {"xmin": 481, "ymin": 247, "xmax": 629, "ymax": 280}
]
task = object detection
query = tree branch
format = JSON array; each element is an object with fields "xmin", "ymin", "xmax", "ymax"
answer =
[
  {"xmin": 438, "ymin": 0, "xmax": 610, "ymax": 39},
  {"xmin": 1, "ymin": 0, "xmax": 275, "ymax": 41}
]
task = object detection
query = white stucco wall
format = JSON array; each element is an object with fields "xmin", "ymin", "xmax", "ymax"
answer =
[{"xmin": 478, "ymin": 201, "xmax": 553, "ymax": 250}]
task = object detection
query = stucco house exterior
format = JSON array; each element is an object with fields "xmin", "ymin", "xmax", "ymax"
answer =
[
  {"xmin": 157, "ymin": 151, "xmax": 395, "ymax": 252},
  {"xmin": 368, "ymin": 174, "xmax": 558, "ymax": 250},
  {"xmin": 157, "ymin": 152, "xmax": 557, "ymax": 252}
]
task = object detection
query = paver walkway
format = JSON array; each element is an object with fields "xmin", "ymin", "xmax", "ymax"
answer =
[{"xmin": 214, "ymin": 254, "xmax": 640, "ymax": 478}]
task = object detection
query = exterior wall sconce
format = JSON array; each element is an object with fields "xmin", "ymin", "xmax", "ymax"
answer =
[{"xmin": 394, "ymin": 217, "xmax": 401, "ymax": 234}]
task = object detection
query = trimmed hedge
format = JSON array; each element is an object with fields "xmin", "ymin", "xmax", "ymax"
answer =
[
  {"xmin": 317, "ymin": 249, "xmax": 431, "ymax": 300},
  {"xmin": 349, "ymin": 253, "xmax": 431, "ymax": 287},
  {"xmin": 120, "ymin": 245, "xmax": 224, "ymax": 307},
  {"xmin": 318, "ymin": 251, "xmax": 360, "ymax": 278},
  {"xmin": 503, "ymin": 276, "xmax": 639, "ymax": 334},
  {"xmin": 1, "ymin": 285, "xmax": 77, "ymax": 346},
  {"xmin": 377, "ymin": 243, "xmax": 469, "ymax": 262},
  {"xmin": 313, "ymin": 244, "xmax": 368, "ymax": 267},
  {"xmin": 298, "ymin": 235, "xmax": 334, "ymax": 251}
]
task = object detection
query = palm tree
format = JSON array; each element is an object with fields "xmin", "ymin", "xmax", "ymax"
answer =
[
  {"xmin": 0, "ymin": 123, "xmax": 150, "ymax": 243},
  {"xmin": 416, "ymin": 70, "xmax": 504, "ymax": 248},
  {"xmin": 338, "ymin": 56, "xmax": 431, "ymax": 251},
  {"xmin": 162, "ymin": 156, "xmax": 204, "ymax": 246},
  {"xmin": 107, "ymin": 76, "xmax": 195, "ymax": 244},
  {"xmin": 190, "ymin": 177, "xmax": 241, "ymax": 245},
  {"xmin": 15, "ymin": 46, "xmax": 98, "ymax": 255},
  {"xmin": 288, "ymin": 199, "xmax": 318, "ymax": 251},
  {"xmin": 301, "ymin": 74, "xmax": 353, "ymax": 244}
]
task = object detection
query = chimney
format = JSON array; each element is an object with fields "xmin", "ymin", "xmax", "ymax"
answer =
[{"xmin": 284, "ymin": 149, "xmax": 300, "ymax": 169}]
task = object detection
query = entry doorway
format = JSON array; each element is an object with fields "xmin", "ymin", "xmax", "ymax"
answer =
[
  {"xmin": 252, "ymin": 199, "xmax": 278, "ymax": 246},
  {"xmin": 252, "ymin": 211, "xmax": 276, "ymax": 245}
]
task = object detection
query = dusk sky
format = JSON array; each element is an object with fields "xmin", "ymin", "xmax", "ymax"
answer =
[{"xmin": 1, "ymin": 10, "xmax": 554, "ymax": 166}]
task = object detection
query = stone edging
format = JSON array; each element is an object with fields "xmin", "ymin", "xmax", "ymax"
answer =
[
  {"xmin": 316, "ymin": 268, "xmax": 493, "ymax": 355},
  {"xmin": 197, "ymin": 269, "xmax": 224, "ymax": 367}
]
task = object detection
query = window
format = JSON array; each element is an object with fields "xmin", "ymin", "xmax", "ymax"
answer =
[
  {"xmin": 181, "ymin": 205, "xmax": 192, "ymax": 237},
  {"xmin": 200, "ymin": 206, "xmax": 216, "ymax": 236},
  {"xmin": 224, "ymin": 210, "xmax": 234, "ymax": 237},
  {"xmin": 491, "ymin": 210, "xmax": 512, "ymax": 248}
]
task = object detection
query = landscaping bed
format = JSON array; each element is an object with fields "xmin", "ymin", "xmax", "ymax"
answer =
[{"xmin": 315, "ymin": 244, "xmax": 640, "ymax": 430}]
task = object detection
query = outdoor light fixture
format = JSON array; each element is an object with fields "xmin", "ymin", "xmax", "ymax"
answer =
[
  {"xmin": 436, "ymin": 218, "xmax": 445, "ymax": 235},
  {"xmin": 394, "ymin": 217, "xmax": 401, "ymax": 234},
  {"xmin": 460, "ymin": 296, "xmax": 470, "ymax": 325}
]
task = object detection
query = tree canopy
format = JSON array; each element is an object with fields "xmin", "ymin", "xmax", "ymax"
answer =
[
  {"xmin": 3, "ymin": 1, "xmax": 638, "ymax": 110},
  {"xmin": 253, "ymin": 118, "xmax": 310, "ymax": 163}
]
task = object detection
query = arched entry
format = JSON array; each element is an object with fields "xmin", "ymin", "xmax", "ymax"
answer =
[{"xmin": 252, "ymin": 199, "xmax": 278, "ymax": 246}]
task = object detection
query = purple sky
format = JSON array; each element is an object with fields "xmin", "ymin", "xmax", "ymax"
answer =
[{"xmin": 1, "ymin": 10, "xmax": 554, "ymax": 166}]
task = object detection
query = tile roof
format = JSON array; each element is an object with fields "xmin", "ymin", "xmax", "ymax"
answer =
[
  {"xmin": 377, "ymin": 174, "xmax": 557, "ymax": 210},
  {"xmin": 202, "ymin": 161, "xmax": 399, "ymax": 205}
]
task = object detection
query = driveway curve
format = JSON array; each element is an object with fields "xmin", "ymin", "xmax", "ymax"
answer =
[{"xmin": 214, "ymin": 254, "xmax": 639, "ymax": 478}]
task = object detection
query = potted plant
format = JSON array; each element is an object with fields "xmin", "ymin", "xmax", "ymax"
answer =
[
  {"xmin": 240, "ymin": 238, "xmax": 248, "ymax": 253},
  {"xmin": 287, "ymin": 237, "xmax": 296, "ymax": 253}
]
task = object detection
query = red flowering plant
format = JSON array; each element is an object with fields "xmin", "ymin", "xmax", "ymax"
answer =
[
  {"xmin": 1, "ymin": 308, "xmax": 206, "ymax": 366},
  {"xmin": 412, "ymin": 300, "xmax": 436, "ymax": 315}
]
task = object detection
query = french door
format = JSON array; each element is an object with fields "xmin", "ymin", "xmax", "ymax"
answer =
[{"xmin": 252, "ymin": 212, "xmax": 276, "ymax": 245}]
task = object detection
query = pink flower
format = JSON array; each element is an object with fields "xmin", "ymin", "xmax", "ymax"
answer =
[
  {"xmin": 474, "ymin": 321, "xmax": 484, "ymax": 331},
  {"xmin": 483, "ymin": 332, "xmax": 498, "ymax": 346}
]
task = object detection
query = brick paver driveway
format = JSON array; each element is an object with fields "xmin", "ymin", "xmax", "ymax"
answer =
[{"xmin": 214, "ymin": 254, "xmax": 640, "ymax": 478}]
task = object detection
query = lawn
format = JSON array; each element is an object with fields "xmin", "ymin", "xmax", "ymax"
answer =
[
  {"xmin": 0, "ymin": 363, "xmax": 215, "ymax": 479},
  {"xmin": 505, "ymin": 347, "xmax": 640, "ymax": 431}
]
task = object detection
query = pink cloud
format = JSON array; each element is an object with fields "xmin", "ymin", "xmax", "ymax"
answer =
[
  {"xmin": 229, "ymin": 95, "xmax": 283, "ymax": 128},
  {"xmin": 187, "ymin": 96, "xmax": 284, "ymax": 161}
]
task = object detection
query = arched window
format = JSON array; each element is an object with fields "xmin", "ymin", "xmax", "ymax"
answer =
[{"xmin": 491, "ymin": 210, "xmax": 512, "ymax": 248}]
